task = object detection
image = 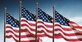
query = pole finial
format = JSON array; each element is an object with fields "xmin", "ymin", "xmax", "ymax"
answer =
[
  {"xmin": 4, "ymin": 7, "xmax": 7, "ymax": 13},
  {"xmin": 5, "ymin": 7, "xmax": 7, "ymax": 9},
  {"xmin": 20, "ymin": 0, "xmax": 22, "ymax": 4},
  {"xmin": 36, "ymin": 0, "xmax": 38, "ymax": 4},
  {"xmin": 4, "ymin": 7, "xmax": 7, "ymax": 10},
  {"xmin": 53, "ymin": 5, "xmax": 56, "ymax": 10}
]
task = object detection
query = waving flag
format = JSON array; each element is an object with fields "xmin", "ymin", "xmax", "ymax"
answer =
[
  {"xmin": 38, "ymin": 8, "xmax": 53, "ymax": 38},
  {"xmin": 6, "ymin": 13, "xmax": 19, "ymax": 42},
  {"xmin": 54, "ymin": 11, "xmax": 82, "ymax": 41},
  {"xmin": 21, "ymin": 7, "xmax": 42, "ymax": 42}
]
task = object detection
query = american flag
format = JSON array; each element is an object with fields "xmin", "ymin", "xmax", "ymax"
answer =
[
  {"xmin": 37, "ymin": 8, "xmax": 53, "ymax": 38},
  {"xmin": 38, "ymin": 8, "xmax": 52, "ymax": 23},
  {"xmin": 5, "ymin": 7, "xmax": 82, "ymax": 42},
  {"xmin": 21, "ymin": 7, "xmax": 42, "ymax": 42},
  {"xmin": 6, "ymin": 13, "xmax": 19, "ymax": 42},
  {"xmin": 54, "ymin": 11, "xmax": 82, "ymax": 41}
]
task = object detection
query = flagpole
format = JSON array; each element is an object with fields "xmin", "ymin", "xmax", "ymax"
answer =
[
  {"xmin": 53, "ymin": 6, "xmax": 55, "ymax": 42},
  {"xmin": 19, "ymin": 0, "xmax": 22, "ymax": 42},
  {"xmin": 4, "ymin": 7, "xmax": 7, "ymax": 42},
  {"xmin": 36, "ymin": 0, "xmax": 38, "ymax": 42}
]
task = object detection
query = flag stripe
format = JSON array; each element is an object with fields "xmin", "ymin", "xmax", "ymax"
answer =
[
  {"xmin": 21, "ymin": 18, "xmax": 82, "ymax": 41},
  {"xmin": 6, "ymin": 24, "xmax": 39, "ymax": 42}
]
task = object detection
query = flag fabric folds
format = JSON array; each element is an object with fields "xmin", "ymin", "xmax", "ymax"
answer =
[
  {"xmin": 38, "ymin": 8, "xmax": 53, "ymax": 38},
  {"xmin": 55, "ymin": 11, "xmax": 69, "ymax": 26},
  {"xmin": 21, "ymin": 7, "xmax": 42, "ymax": 42},
  {"xmin": 6, "ymin": 13, "xmax": 19, "ymax": 42},
  {"xmin": 38, "ymin": 8, "xmax": 52, "ymax": 23},
  {"xmin": 5, "ymin": 7, "xmax": 82, "ymax": 42},
  {"xmin": 21, "ymin": 7, "xmax": 54, "ymax": 42},
  {"xmin": 54, "ymin": 11, "xmax": 82, "ymax": 41}
]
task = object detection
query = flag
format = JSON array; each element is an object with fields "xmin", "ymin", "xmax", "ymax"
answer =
[
  {"xmin": 54, "ymin": 11, "xmax": 82, "ymax": 41},
  {"xmin": 21, "ymin": 7, "xmax": 42, "ymax": 42},
  {"xmin": 38, "ymin": 8, "xmax": 52, "ymax": 23},
  {"xmin": 38, "ymin": 8, "xmax": 53, "ymax": 38},
  {"xmin": 6, "ymin": 13, "xmax": 19, "ymax": 42}
]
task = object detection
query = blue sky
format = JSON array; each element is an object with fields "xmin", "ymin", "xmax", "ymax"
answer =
[{"xmin": 0, "ymin": 0, "xmax": 82, "ymax": 42}]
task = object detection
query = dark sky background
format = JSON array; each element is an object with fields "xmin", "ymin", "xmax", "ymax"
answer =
[{"xmin": 0, "ymin": 0, "xmax": 82, "ymax": 42}]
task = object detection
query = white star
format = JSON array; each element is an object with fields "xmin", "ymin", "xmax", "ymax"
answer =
[{"xmin": 43, "ymin": 18, "xmax": 44, "ymax": 19}]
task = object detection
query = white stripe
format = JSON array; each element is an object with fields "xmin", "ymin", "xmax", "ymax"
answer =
[
  {"xmin": 21, "ymin": 22, "xmax": 53, "ymax": 31},
  {"xmin": 55, "ymin": 22, "xmax": 71, "ymax": 28},
  {"xmin": 21, "ymin": 27, "xmax": 45, "ymax": 35},
  {"xmin": 55, "ymin": 26, "xmax": 75, "ymax": 34},
  {"xmin": 55, "ymin": 31, "xmax": 82, "ymax": 39},
  {"xmin": 38, "ymin": 23, "xmax": 53, "ymax": 30},
  {"xmin": 21, "ymin": 18, "xmax": 35, "ymax": 24},
  {"xmin": 6, "ymin": 33, "xmax": 35, "ymax": 41},
  {"xmin": 6, "ymin": 28, "xmax": 19, "ymax": 35},
  {"xmin": 37, "ymin": 19, "xmax": 53, "ymax": 25},
  {"xmin": 6, "ymin": 33, "xmax": 19, "ymax": 40},
  {"xmin": 6, "ymin": 28, "xmax": 30, "ymax": 36},
  {"xmin": 55, "ymin": 38, "xmax": 66, "ymax": 42},
  {"xmin": 21, "ymin": 22, "xmax": 35, "ymax": 29},
  {"xmin": 21, "ymin": 18, "xmax": 53, "ymax": 25},
  {"xmin": 6, "ymin": 24, "xmax": 19, "ymax": 29},
  {"xmin": 75, "ymin": 28, "xmax": 82, "ymax": 31},
  {"xmin": 21, "ymin": 27, "xmax": 53, "ymax": 36},
  {"xmin": 21, "ymin": 37, "xmax": 35, "ymax": 41}
]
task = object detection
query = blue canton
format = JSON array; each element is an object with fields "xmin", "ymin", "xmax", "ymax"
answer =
[
  {"xmin": 55, "ymin": 11, "xmax": 69, "ymax": 26},
  {"xmin": 38, "ymin": 8, "xmax": 52, "ymax": 23},
  {"xmin": 22, "ymin": 7, "xmax": 36, "ymax": 21},
  {"xmin": 6, "ymin": 13, "xmax": 19, "ymax": 28}
]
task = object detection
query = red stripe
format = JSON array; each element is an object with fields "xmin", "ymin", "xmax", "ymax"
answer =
[
  {"xmin": 21, "ymin": 40, "xmax": 36, "ymax": 42},
  {"xmin": 21, "ymin": 19, "xmax": 82, "ymax": 40},
  {"xmin": 21, "ymin": 24, "xmax": 35, "ymax": 31},
  {"xmin": 54, "ymin": 24, "xmax": 72, "ymax": 31},
  {"xmin": 37, "ymin": 21, "xmax": 53, "ymax": 28},
  {"xmin": 6, "ymin": 36, "xmax": 19, "ymax": 42},
  {"xmin": 6, "ymin": 25, "xmax": 38, "ymax": 42},
  {"xmin": 21, "ymin": 19, "xmax": 53, "ymax": 28},
  {"xmin": 55, "ymin": 29, "xmax": 76, "ymax": 36},
  {"xmin": 6, "ymin": 31, "xmax": 19, "ymax": 38},
  {"xmin": 21, "ymin": 19, "xmax": 35, "ymax": 26},
  {"xmin": 6, "ymin": 18, "xmax": 82, "ymax": 41},
  {"xmin": 21, "ymin": 24, "xmax": 53, "ymax": 33},
  {"xmin": 21, "ymin": 28, "xmax": 51, "ymax": 37},
  {"xmin": 6, "ymin": 26, "xmax": 19, "ymax": 32},
  {"xmin": 55, "ymin": 34, "xmax": 82, "ymax": 41},
  {"xmin": 69, "ymin": 21, "xmax": 82, "ymax": 29}
]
